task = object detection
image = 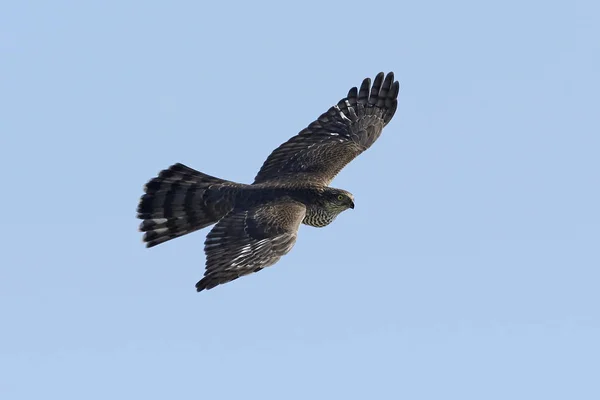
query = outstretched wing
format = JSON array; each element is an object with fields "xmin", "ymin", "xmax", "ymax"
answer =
[
  {"xmin": 195, "ymin": 199, "xmax": 306, "ymax": 292},
  {"xmin": 253, "ymin": 72, "xmax": 400, "ymax": 186}
]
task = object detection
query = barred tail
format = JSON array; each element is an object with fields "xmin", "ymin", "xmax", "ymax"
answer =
[{"xmin": 137, "ymin": 163, "xmax": 237, "ymax": 248}]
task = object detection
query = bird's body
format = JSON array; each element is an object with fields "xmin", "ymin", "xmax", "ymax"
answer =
[{"xmin": 138, "ymin": 72, "xmax": 400, "ymax": 291}]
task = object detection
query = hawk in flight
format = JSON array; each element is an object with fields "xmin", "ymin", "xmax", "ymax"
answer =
[{"xmin": 138, "ymin": 72, "xmax": 400, "ymax": 292}]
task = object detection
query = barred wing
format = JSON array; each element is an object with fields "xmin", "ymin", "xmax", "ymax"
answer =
[
  {"xmin": 253, "ymin": 72, "xmax": 399, "ymax": 186},
  {"xmin": 195, "ymin": 199, "xmax": 306, "ymax": 291}
]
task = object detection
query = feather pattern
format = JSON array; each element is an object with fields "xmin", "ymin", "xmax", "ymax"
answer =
[
  {"xmin": 253, "ymin": 72, "xmax": 399, "ymax": 186},
  {"xmin": 138, "ymin": 163, "xmax": 239, "ymax": 247},
  {"xmin": 196, "ymin": 200, "xmax": 306, "ymax": 291}
]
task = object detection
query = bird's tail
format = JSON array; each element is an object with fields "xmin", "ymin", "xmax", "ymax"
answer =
[{"xmin": 137, "ymin": 163, "xmax": 238, "ymax": 247}]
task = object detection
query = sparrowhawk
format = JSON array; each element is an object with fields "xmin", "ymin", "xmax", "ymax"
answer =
[{"xmin": 138, "ymin": 72, "xmax": 400, "ymax": 291}]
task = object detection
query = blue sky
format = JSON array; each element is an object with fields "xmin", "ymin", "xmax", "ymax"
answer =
[{"xmin": 1, "ymin": 0, "xmax": 599, "ymax": 399}]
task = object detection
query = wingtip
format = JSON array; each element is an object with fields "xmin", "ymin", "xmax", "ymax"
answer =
[
  {"xmin": 392, "ymin": 81, "xmax": 400, "ymax": 97},
  {"xmin": 383, "ymin": 72, "xmax": 395, "ymax": 86},
  {"xmin": 195, "ymin": 279, "xmax": 208, "ymax": 292}
]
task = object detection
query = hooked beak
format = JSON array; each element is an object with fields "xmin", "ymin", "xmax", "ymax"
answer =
[{"xmin": 349, "ymin": 200, "xmax": 355, "ymax": 209}]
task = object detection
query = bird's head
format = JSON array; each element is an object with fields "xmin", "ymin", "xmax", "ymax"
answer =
[{"xmin": 324, "ymin": 188, "xmax": 355, "ymax": 212}]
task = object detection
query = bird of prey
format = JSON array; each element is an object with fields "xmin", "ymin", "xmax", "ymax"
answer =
[{"xmin": 138, "ymin": 72, "xmax": 400, "ymax": 292}]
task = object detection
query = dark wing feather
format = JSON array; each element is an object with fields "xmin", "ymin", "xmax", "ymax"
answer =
[
  {"xmin": 253, "ymin": 72, "xmax": 399, "ymax": 186},
  {"xmin": 195, "ymin": 199, "xmax": 306, "ymax": 291}
]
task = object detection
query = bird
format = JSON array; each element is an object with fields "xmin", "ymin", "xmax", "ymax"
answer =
[{"xmin": 137, "ymin": 72, "xmax": 400, "ymax": 292}]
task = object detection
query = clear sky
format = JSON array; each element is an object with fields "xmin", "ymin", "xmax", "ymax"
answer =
[{"xmin": 1, "ymin": 1, "xmax": 599, "ymax": 399}]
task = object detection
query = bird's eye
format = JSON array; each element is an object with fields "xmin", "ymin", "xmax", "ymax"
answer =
[{"xmin": 337, "ymin": 195, "xmax": 344, "ymax": 201}]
